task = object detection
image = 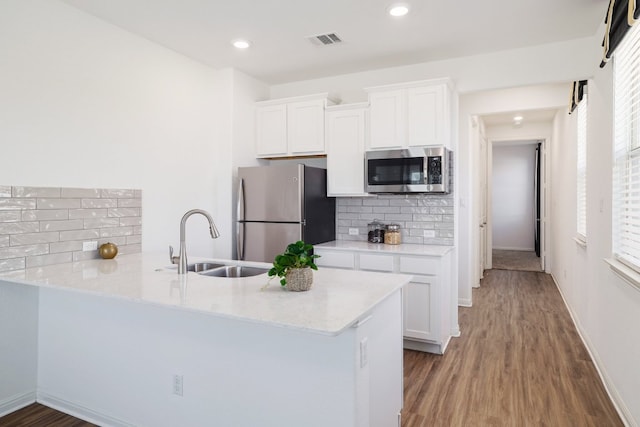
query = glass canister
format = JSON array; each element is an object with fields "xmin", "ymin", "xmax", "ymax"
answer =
[
  {"xmin": 367, "ymin": 219, "xmax": 385, "ymax": 243},
  {"xmin": 384, "ymin": 223, "xmax": 401, "ymax": 245}
]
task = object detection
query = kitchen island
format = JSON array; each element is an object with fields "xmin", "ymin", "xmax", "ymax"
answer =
[
  {"xmin": 0, "ymin": 253, "xmax": 410, "ymax": 427},
  {"xmin": 315, "ymin": 241, "xmax": 458, "ymax": 354}
]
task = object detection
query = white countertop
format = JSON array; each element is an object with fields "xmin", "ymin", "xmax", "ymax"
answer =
[
  {"xmin": 0, "ymin": 253, "xmax": 410, "ymax": 336},
  {"xmin": 315, "ymin": 240, "xmax": 454, "ymax": 256}
]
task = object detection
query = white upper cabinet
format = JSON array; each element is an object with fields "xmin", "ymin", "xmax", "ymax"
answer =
[
  {"xmin": 255, "ymin": 94, "xmax": 334, "ymax": 158},
  {"xmin": 325, "ymin": 103, "xmax": 368, "ymax": 197},
  {"xmin": 368, "ymin": 90, "xmax": 404, "ymax": 149},
  {"xmin": 255, "ymin": 104, "xmax": 288, "ymax": 156},
  {"xmin": 366, "ymin": 79, "xmax": 453, "ymax": 150}
]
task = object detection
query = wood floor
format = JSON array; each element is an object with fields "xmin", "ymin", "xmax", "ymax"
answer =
[
  {"xmin": 0, "ymin": 403, "xmax": 95, "ymax": 426},
  {"xmin": 402, "ymin": 269, "xmax": 623, "ymax": 426},
  {"xmin": 492, "ymin": 249, "xmax": 543, "ymax": 272},
  {"xmin": 0, "ymin": 270, "xmax": 623, "ymax": 426}
]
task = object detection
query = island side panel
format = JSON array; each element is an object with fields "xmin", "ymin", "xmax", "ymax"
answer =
[
  {"xmin": 0, "ymin": 281, "xmax": 38, "ymax": 416},
  {"xmin": 367, "ymin": 289, "xmax": 404, "ymax": 426},
  {"xmin": 36, "ymin": 287, "xmax": 371, "ymax": 427}
]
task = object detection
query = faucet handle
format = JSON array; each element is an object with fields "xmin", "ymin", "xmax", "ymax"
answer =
[{"xmin": 169, "ymin": 245, "xmax": 179, "ymax": 264}]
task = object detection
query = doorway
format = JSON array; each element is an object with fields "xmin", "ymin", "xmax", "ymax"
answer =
[{"xmin": 487, "ymin": 139, "xmax": 544, "ymax": 272}]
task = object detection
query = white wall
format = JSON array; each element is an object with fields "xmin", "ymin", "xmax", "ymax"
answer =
[
  {"xmin": 270, "ymin": 38, "xmax": 596, "ymax": 102},
  {"xmin": 549, "ymin": 55, "xmax": 640, "ymax": 424},
  {"xmin": 0, "ymin": 282, "xmax": 38, "ymax": 415},
  {"xmin": 0, "ymin": 0, "xmax": 229, "ymax": 259},
  {"xmin": 491, "ymin": 144, "xmax": 537, "ymax": 251}
]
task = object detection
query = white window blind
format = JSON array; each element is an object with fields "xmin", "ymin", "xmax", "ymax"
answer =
[
  {"xmin": 613, "ymin": 23, "xmax": 640, "ymax": 271},
  {"xmin": 576, "ymin": 96, "xmax": 588, "ymax": 240}
]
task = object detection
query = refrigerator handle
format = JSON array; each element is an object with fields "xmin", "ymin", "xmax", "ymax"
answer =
[
  {"xmin": 237, "ymin": 178, "xmax": 245, "ymax": 260},
  {"xmin": 237, "ymin": 223, "xmax": 245, "ymax": 260}
]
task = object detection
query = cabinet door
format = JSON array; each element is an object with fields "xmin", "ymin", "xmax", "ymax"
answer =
[
  {"xmin": 288, "ymin": 99, "xmax": 326, "ymax": 155},
  {"xmin": 325, "ymin": 108, "xmax": 367, "ymax": 196},
  {"xmin": 368, "ymin": 90, "xmax": 404, "ymax": 149},
  {"xmin": 406, "ymin": 85, "xmax": 444, "ymax": 147},
  {"xmin": 256, "ymin": 104, "xmax": 288, "ymax": 157},
  {"xmin": 403, "ymin": 275, "xmax": 439, "ymax": 342}
]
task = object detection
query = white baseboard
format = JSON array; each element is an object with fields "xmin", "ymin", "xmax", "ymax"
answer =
[
  {"xmin": 550, "ymin": 273, "xmax": 636, "ymax": 427},
  {"xmin": 404, "ymin": 338, "xmax": 445, "ymax": 355},
  {"xmin": 451, "ymin": 324, "xmax": 461, "ymax": 338},
  {"xmin": 0, "ymin": 391, "xmax": 36, "ymax": 417},
  {"xmin": 458, "ymin": 298, "xmax": 472, "ymax": 307},
  {"xmin": 493, "ymin": 246, "xmax": 535, "ymax": 251},
  {"xmin": 37, "ymin": 391, "xmax": 135, "ymax": 427}
]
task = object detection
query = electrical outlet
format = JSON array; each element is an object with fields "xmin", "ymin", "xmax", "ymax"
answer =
[
  {"xmin": 172, "ymin": 374, "xmax": 183, "ymax": 396},
  {"xmin": 348, "ymin": 228, "xmax": 359, "ymax": 236},
  {"xmin": 82, "ymin": 241, "xmax": 98, "ymax": 252},
  {"xmin": 423, "ymin": 230, "xmax": 436, "ymax": 238}
]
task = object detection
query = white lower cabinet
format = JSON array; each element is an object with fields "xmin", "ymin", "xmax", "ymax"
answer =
[
  {"xmin": 315, "ymin": 246, "xmax": 454, "ymax": 354},
  {"xmin": 403, "ymin": 275, "xmax": 437, "ymax": 342}
]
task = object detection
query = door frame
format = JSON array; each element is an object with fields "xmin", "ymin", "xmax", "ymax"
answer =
[{"xmin": 485, "ymin": 137, "xmax": 548, "ymax": 273}]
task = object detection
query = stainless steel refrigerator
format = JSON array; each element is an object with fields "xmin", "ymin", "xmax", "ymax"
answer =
[{"xmin": 236, "ymin": 164, "xmax": 335, "ymax": 263}]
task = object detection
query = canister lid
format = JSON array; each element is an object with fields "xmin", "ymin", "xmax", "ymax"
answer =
[
  {"xmin": 368, "ymin": 219, "xmax": 384, "ymax": 228},
  {"xmin": 386, "ymin": 223, "xmax": 401, "ymax": 231}
]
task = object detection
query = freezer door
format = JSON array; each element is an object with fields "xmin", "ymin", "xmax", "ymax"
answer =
[
  {"xmin": 238, "ymin": 165, "xmax": 304, "ymax": 222},
  {"xmin": 242, "ymin": 222, "xmax": 303, "ymax": 263}
]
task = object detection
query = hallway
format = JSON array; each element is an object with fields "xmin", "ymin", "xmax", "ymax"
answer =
[{"xmin": 401, "ymin": 269, "xmax": 622, "ymax": 426}]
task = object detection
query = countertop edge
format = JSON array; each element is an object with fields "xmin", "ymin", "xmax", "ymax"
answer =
[
  {"xmin": 0, "ymin": 253, "xmax": 411, "ymax": 337},
  {"xmin": 315, "ymin": 241, "xmax": 454, "ymax": 256}
]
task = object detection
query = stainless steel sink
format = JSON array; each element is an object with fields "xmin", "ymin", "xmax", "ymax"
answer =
[
  {"xmin": 198, "ymin": 265, "xmax": 269, "ymax": 278},
  {"xmin": 189, "ymin": 262, "xmax": 226, "ymax": 272}
]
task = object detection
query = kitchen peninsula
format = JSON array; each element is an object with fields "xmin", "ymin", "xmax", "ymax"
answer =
[{"xmin": 0, "ymin": 253, "xmax": 409, "ymax": 427}]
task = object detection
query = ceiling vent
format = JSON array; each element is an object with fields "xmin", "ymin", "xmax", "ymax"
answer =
[{"xmin": 307, "ymin": 32, "xmax": 343, "ymax": 46}]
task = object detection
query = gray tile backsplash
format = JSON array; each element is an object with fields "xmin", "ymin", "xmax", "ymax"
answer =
[
  {"xmin": 335, "ymin": 193, "xmax": 454, "ymax": 245},
  {"xmin": 0, "ymin": 185, "xmax": 142, "ymax": 272}
]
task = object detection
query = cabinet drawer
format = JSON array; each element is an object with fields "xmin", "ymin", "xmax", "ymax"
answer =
[
  {"xmin": 359, "ymin": 253, "xmax": 394, "ymax": 272},
  {"xmin": 314, "ymin": 250, "xmax": 355, "ymax": 269},
  {"xmin": 399, "ymin": 256, "xmax": 440, "ymax": 275}
]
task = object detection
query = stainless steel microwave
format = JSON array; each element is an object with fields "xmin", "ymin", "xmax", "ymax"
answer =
[{"xmin": 365, "ymin": 146, "xmax": 451, "ymax": 194}]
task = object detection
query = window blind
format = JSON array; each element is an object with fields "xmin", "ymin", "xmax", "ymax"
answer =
[
  {"xmin": 613, "ymin": 22, "xmax": 640, "ymax": 270},
  {"xmin": 577, "ymin": 96, "xmax": 587, "ymax": 240},
  {"xmin": 601, "ymin": 0, "xmax": 640, "ymax": 68}
]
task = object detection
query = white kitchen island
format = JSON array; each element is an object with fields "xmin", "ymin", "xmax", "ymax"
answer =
[{"xmin": 0, "ymin": 253, "xmax": 410, "ymax": 427}]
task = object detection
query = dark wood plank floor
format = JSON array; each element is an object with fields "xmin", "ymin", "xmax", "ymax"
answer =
[
  {"xmin": 0, "ymin": 270, "xmax": 623, "ymax": 426},
  {"xmin": 0, "ymin": 403, "xmax": 95, "ymax": 426},
  {"xmin": 402, "ymin": 269, "xmax": 623, "ymax": 426}
]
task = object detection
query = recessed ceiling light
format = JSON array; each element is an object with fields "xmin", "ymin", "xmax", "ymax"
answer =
[
  {"xmin": 388, "ymin": 4, "xmax": 409, "ymax": 17},
  {"xmin": 232, "ymin": 39, "xmax": 251, "ymax": 49},
  {"xmin": 513, "ymin": 115, "xmax": 524, "ymax": 122}
]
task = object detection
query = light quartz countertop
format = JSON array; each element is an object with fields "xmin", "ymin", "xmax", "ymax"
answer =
[
  {"xmin": 0, "ymin": 252, "xmax": 410, "ymax": 336},
  {"xmin": 315, "ymin": 240, "xmax": 454, "ymax": 257}
]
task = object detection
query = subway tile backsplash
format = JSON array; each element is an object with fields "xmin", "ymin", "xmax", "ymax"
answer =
[
  {"xmin": 335, "ymin": 193, "xmax": 454, "ymax": 245},
  {"xmin": 0, "ymin": 185, "xmax": 142, "ymax": 272}
]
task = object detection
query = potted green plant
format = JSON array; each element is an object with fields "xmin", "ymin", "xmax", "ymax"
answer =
[{"xmin": 268, "ymin": 240, "xmax": 320, "ymax": 291}]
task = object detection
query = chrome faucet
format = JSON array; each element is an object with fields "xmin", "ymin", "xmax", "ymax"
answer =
[{"xmin": 173, "ymin": 209, "xmax": 220, "ymax": 274}]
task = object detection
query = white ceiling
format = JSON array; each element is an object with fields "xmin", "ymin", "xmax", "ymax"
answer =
[{"xmin": 59, "ymin": 0, "xmax": 608, "ymax": 85}]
